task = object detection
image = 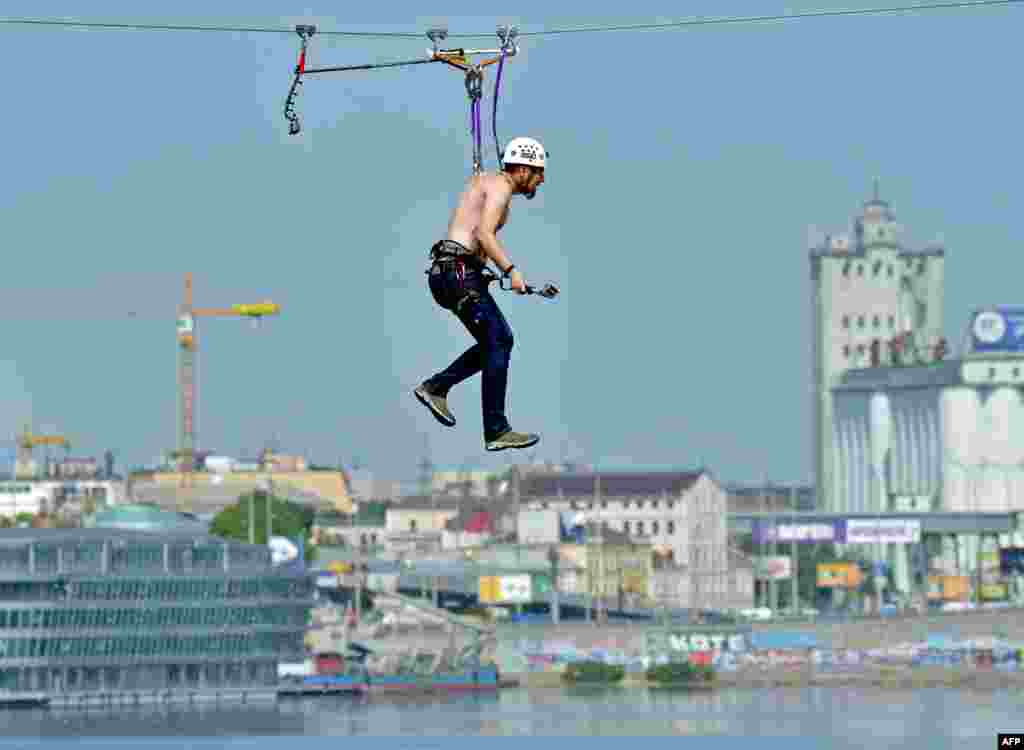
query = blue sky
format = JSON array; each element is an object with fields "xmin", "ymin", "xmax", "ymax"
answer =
[{"xmin": 0, "ymin": 2, "xmax": 1021, "ymax": 486}]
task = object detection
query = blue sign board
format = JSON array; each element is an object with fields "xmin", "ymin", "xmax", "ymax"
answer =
[
  {"xmin": 970, "ymin": 307, "xmax": 1024, "ymax": 352},
  {"xmin": 753, "ymin": 520, "xmax": 846, "ymax": 544}
]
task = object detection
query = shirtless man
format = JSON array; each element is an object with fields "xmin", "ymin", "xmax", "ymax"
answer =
[{"xmin": 414, "ymin": 136, "xmax": 547, "ymax": 452}]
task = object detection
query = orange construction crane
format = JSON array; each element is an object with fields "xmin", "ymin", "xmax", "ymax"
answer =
[{"xmin": 176, "ymin": 272, "xmax": 280, "ymax": 495}]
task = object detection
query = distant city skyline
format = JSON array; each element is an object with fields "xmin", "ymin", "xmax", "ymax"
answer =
[{"xmin": 3, "ymin": 2, "xmax": 1022, "ymax": 489}]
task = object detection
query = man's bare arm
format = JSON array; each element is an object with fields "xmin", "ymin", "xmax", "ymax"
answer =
[{"xmin": 474, "ymin": 180, "xmax": 515, "ymax": 273}]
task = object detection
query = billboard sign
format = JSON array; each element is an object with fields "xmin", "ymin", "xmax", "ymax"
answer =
[
  {"xmin": 478, "ymin": 576, "xmax": 495, "ymax": 604},
  {"xmin": 970, "ymin": 307, "xmax": 1024, "ymax": 352},
  {"xmin": 479, "ymin": 574, "xmax": 532, "ymax": 604},
  {"xmin": 268, "ymin": 535, "xmax": 305, "ymax": 573},
  {"xmin": 817, "ymin": 562, "xmax": 863, "ymax": 588},
  {"xmin": 268, "ymin": 536, "xmax": 299, "ymax": 566},
  {"xmin": 980, "ymin": 583, "xmax": 1008, "ymax": 602},
  {"xmin": 927, "ymin": 575, "xmax": 969, "ymax": 601},
  {"xmin": 845, "ymin": 519, "xmax": 920, "ymax": 544},
  {"xmin": 644, "ymin": 627, "xmax": 751, "ymax": 657},
  {"xmin": 1000, "ymin": 547, "xmax": 1024, "ymax": 575},
  {"xmin": 753, "ymin": 520, "xmax": 844, "ymax": 544},
  {"xmin": 499, "ymin": 574, "xmax": 532, "ymax": 603}
]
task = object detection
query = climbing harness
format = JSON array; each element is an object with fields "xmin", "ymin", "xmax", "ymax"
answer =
[
  {"xmin": 425, "ymin": 239, "xmax": 557, "ymax": 324},
  {"xmin": 284, "ymin": 24, "xmax": 519, "ymax": 175}
]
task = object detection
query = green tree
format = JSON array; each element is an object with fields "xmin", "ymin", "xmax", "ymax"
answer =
[{"xmin": 209, "ymin": 492, "xmax": 317, "ymax": 560}]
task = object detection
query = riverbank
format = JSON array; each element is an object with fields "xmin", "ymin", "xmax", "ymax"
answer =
[{"xmin": 513, "ymin": 665, "xmax": 1024, "ymax": 691}]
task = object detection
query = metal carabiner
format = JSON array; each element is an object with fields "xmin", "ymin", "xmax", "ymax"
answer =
[
  {"xmin": 464, "ymin": 66, "xmax": 483, "ymax": 102},
  {"xmin": 465, "ymin": 65, "xmax": 485, "ymax": 174},
  {"xmin": 496, "ymin": 25, "xmax": 519, "ymax": 55}
]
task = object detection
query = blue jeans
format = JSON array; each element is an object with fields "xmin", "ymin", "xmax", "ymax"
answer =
[{"xmin": 424, "ymin": 258, "xmax": 514, "ymax": 441}]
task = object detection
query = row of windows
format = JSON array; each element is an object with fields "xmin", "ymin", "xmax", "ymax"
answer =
[
  {"xmin": 529, "ymin": 499, "xmax": 679, "ymax": 511},
  {"xmin": 841, "ymin": 313, "xmax": 897, "ymax": 331},
  {"xmin": 622, "ymin": 520, "xmax": 676, "ymax": 536},
  {"xmin": 0, "ymin": 604, "xmax": 308, "ymax": 630},
  {"xmin": 22, "ymin": 543, "xmax": 264, "ymax": 575},
  {"xmin": 0, "ymin": 485, "xmax": 110, "ymax": 496},
  {"xmin": 0, "ymin": 631, "xmax": 304, "ymax": 660},
  {"xmin": 0, "ymin": 577, "xmax": 312, "ymax": 603},
  {"xmin": 68, "ymin": 577, "xmax": 311, "ymax": 602},
  {"xmin": 840, "ymin": 340, "xmax": 947, "ymax": 362},
  {"xmin": 0, "ymin": 543, "xmax": 272, "ymax": 576},
  {"xmin": 0, "ymin": 662, "xmax": 278, "ymax": 692},
  {"xmin": 84, "ymin": 577, "xmax": 306, "ymax": 602},
  {"xmin": 840, "ymin": 258, "xmax": 927, "ymax": 278}
]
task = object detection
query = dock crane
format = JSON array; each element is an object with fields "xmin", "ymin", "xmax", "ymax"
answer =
[{"xmin": 175, "ymin": 272, "xmax": 280, "ymax": 497}]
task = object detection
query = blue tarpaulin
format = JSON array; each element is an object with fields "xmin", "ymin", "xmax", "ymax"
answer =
[{"xmin": 749, "ymin": 631, "xmax": 819, "ymax": 650}]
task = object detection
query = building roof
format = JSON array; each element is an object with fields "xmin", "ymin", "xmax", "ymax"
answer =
[
  {"xmin": 390, "ymin": 495, "xmax": 465, "ymax": 511},
  {"xmin": 92, "ymin": 503, "xmax": 208, "ymax": 532},
  {"xmin": 832, "ymin": 359, "xmax": 963, "ymax": 392},
  {"xmin": 809, "ymin": 244, "xmax": 946, "ymax": 260},
  {"xmin": 129, "ymin": 480, "xmax": 340, "ymax": 516},
  {"xmin": 519, "ymin": 471, "xmax": 704, "ymax": 499},
  {"xmin": 0, "ymin": 527, "xmax": 222, "ymax": 545}
]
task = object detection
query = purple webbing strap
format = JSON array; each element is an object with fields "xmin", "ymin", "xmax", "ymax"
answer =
[
  {"xmin": 475, "ymin": 97, "xmax": 482, "ymax": 164},
  {"xmin": 492, "ymin": 51, "xmax": 506, "ymax": 168}
]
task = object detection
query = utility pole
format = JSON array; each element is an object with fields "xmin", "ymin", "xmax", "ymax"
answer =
[
  {"xmin": 266, "ymin": 461, "xmax": 273, "ymax": 543},
  {"xmin": 418, "ymin": 434, "xmax": 433, "ymax": 499},
  {"xmin": 548, "ymin": 545, "xmax": 560, "ymax": 625},
  {"xmin": 249, "ymin": 491, "xmax": 255, "ymax": 545},
  {"xmin": 596, "ymin": 473, "xmax": 603, "ymax": 624},
  {"xmin": 791, "ymin": 484, "xmax": 799, "ymax": 615},
  {"xmin": 514, "ymin": 465, "xmax": 521, "ymax": 565}
]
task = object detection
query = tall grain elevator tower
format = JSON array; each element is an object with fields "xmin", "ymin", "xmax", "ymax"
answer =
[{"xmin": 810, "ymin": 184, "xmax": 945, "ymax": 511}]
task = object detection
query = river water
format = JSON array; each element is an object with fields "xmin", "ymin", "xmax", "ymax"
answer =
[{"xmin": 0, "ymin": 686, "xmax": 1021, "ymax": 747}]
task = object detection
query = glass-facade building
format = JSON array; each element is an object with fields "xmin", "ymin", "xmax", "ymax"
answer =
[{"xmin": 0, "ymin": 529, "xmax": 313, "ymax": 705}]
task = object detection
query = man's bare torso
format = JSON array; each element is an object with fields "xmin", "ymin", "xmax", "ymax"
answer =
[{"xmin": 446, "ymin": 173, "xmax": 510, "ymax": 261}]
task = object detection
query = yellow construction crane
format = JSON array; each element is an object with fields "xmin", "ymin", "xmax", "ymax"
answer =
[
  {"xmin": 176, "ymin": 272, "xmax": 281, "ymax": 497},
  {"xmin": 15, "ymin": 426, "xmax": 70, "ymax": 480}
]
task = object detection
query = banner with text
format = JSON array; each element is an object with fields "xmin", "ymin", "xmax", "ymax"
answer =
[
  {"xmin": 753, "ymin": 518, "xmax": 924, "ymax": 545},
  {"xmin": 753, "ymin": 520, "xmax": 845, "ymax": 544},
  {"xmin": 844, "ymin": 519, "xmax": 921, "ymax": 544}
]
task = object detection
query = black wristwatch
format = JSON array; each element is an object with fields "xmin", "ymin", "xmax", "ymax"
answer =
[{"xmin": 502, "ymin": 264, "xmax": 516, "ymax": 278}]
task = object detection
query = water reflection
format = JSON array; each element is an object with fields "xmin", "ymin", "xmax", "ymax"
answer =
[{"xmin": 0, "ymin": 686, "xmax": 1016, "ymax": 743}]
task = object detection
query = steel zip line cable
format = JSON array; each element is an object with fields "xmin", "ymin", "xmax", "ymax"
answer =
[{"xmin": 0, "ymin": 0, "xmax": 1021, "ymax": 40}]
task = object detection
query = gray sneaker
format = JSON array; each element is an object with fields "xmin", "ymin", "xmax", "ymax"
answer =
[
  {"xmin": 414, "ymin": 384, "xmax": 456, "ymax": 427},
  {"xmin": 485, "ymin": 430, "xmax": 540, "ymax": 452}
]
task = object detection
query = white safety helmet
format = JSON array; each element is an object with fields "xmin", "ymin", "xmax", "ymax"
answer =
[{"xmin": 502, "ymin": 137, "xmax": 547, "ymax": 169}]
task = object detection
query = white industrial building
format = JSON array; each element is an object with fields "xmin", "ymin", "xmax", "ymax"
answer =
[
  {"xmin": 810, "ymin": 185, "xmax": 945, "ymax": 512},
  {"xmin": 831, "ymin": 309, "xmax": 1024, "ymax": 597},
  {"xmin": 833, "ymin": 311, "xmax": 1024, "ymax": 518}
]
